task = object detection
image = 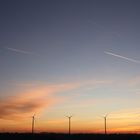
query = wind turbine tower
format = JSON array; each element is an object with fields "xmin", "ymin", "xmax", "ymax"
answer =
[
  {"xmin": 103, "ymin": 114, "xmax": 108, "ymax": 134},
  {"xmin": 66, "ymin": 115, "xmax": 73, "ymax": 135},
  {"xmin": 32, "ymin": 114, "xmax": 35, "ymax": 134}
]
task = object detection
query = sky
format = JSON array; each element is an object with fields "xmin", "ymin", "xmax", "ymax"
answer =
[{"xmin": 0, "ymin": 0, "xmax": 140, "ymax": 133}]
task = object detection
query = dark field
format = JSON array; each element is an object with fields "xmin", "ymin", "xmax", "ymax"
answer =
[{"xmin": 0, "ymin": 133, "xmax": 140, "ymax": 140}]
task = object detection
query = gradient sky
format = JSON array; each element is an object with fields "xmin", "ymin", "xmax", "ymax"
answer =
[{"xmin": 0, "ymin": 0, "xmax": 140, "ymax": 133}]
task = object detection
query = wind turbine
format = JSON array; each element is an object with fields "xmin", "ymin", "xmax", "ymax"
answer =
[
  {"xmin": 103, "ymin": 114, "xmax": 108, "ymax": 134},
  {"xmin": 32, "ymin": 114, "xmax": 35, "ymax": 134},
  {"xmin": 66, "ymin": 115, "xmax": 73, "ymax": 135}
]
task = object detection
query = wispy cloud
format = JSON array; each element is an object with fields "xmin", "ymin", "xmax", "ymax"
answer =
[
  {"xmin": 104, "ymin": 51, "xmax": 140, "ymax": 64},
  {"xmin": 0, "ymin": 82, "xmax": 80, "ymax": 121},
  {"xmin": 0, "ymin": 79, "xmax": 112, "ymax": 121},
  {"xmin": 0, "ymin": 88, "xmax": 51, "ymax": 120},
  {"xmin": 5, "ymin": 47, "xmax": 36, "ymax": 55}
]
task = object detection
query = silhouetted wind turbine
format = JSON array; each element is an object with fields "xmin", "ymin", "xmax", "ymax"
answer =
[
  {"xmin": 103, "ymin": 114, "xmax": 108, "ymax": 134},
  {"xmin": 66, "ymin": 115, "xmax": 73, "ymax": 135},
  {"xmin": 32, "ymin": 114, "xmax": 35, "ymax": 134}
]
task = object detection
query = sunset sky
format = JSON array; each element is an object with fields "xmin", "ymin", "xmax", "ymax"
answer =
[{"xmin": 0, "ymin": 0, "xmax": 140, "ymax": 133}]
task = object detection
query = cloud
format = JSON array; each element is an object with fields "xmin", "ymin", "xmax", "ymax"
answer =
[
  {"xmin": 0, "ymin": 82, "xmax": 82, "ymax": 121},
  {"xmin": 9, "ymin": 79, "xmax": 112, "ymax": 91},
  {"xmin": 0, "ymin": 79, "xmax": 112, "ymax": 121},
  {"xmin": 0, "ymin": 89, "xmax": 51, "ymax": 120},
  {"xmin": 104, "ymin": 51, "xmax": 140, "ymax": 64},
  {"xmin": 5, "ymin": 47, "xmax": 36, "ymax": 55}
]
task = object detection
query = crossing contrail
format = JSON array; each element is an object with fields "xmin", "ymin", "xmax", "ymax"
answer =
[{"xmin": 104, "ymin": 51, "xmax": 140, "ymax": 64}]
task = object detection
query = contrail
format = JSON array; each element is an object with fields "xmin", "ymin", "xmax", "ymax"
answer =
[
  {"xmin": 5, "ymin": 47, "xmax": 35, "ymax": 55},
  {"xmin": 104, "ymin": 51, "xmax": 140, "ymax": 64}
]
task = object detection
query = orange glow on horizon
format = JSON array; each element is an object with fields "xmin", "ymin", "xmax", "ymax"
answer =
[{"xmin": 0, "ymin": 82, "xmax": 140, "ymax": 134}]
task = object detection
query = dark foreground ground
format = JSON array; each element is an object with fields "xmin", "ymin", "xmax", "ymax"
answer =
[{"xmin": 0, "ymin": 133, "xmax": 140, "ymax": 140}]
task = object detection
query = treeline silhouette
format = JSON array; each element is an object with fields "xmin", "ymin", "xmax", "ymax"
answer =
[{"xmin": 0, "ymin": 133, "xmax": 140, "ymax": 140}]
